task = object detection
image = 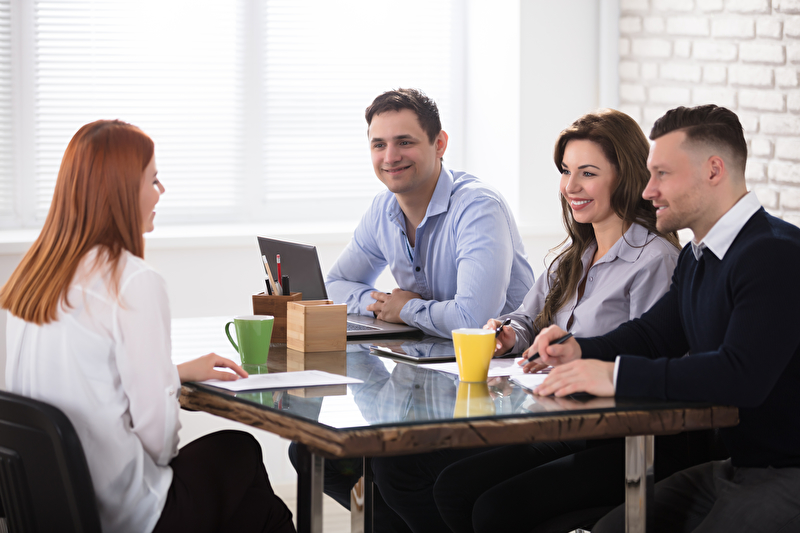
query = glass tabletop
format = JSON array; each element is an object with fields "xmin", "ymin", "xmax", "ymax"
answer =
[{"xmin": 174, "ymin": 317, "xmax": 718, "ymax": 432}]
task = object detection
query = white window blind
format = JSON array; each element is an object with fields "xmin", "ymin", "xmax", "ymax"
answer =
[
  {"xmin": 0, "ymin": 1, "xmax": 11, "ymax": 219},
  {"xmin": 1, "ymin": 0, "xmax": 462, "ymax": 228},
  {"xmin": 33, "ymin": 0, "xmax": 242, "ymax": 224},
  {"xmin": 262, "ymin": 0, "xmax": 459, "ymax": 222}
]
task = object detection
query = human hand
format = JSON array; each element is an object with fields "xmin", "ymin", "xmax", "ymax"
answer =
[
  {"xmin": 533, "ymin": 359, "xmax": 615, "ymax": 397},
  {"xmin": 177, "ymin": 353, "xmax": 249, "ymax": 383},
  {"xmin": 523, "ymin": 325, "xmax": 581, "ymax": 372},
  {"xmin": 484, "ymin": 318, "xmax": 516, "ymax": 356},
  {"xmin": 367, "ymin": 288, "xmax": 421, "ymax": 323}
]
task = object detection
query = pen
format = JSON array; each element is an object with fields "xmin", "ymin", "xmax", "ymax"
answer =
[
  {"xmin": 261, "ymin": 255, "xmax": 277, "ymax": 296},
  {"xmin": 494, "ymin": 318, "xmax": 511, "ymax": 337},
  {"xmin": 521, "ymin": 332, "xmax": 574, "ymax": 365}
]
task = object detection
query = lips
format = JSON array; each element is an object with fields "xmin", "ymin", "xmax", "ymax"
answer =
[
  {"xmin": 383, "ymin": 165, "xmax": 411, "ymax": 175},
  {"xmin": 569, "ymin": 198, "xmax": 593, "ymax": 211}
]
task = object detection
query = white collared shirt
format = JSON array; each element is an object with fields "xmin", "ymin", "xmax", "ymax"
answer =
[
  {"xmin": 6, "ymin": 247, "xmax": 180, "ymax": 533},
  {"xmin": 613, "ymin": 191, "xmax": 763, "ymax": 389}
]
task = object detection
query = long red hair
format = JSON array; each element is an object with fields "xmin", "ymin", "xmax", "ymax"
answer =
[{"xmin": 1, "ymin": 120, "xmax": 154, "ymax": 324}]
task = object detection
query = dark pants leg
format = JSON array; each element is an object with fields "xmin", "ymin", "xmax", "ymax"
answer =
[
  {"xmin": 287, "ymin": 441, "xmax": 412, "ymax": 533},
  {"xmin": 370, "ymin": 447, "xmax": 488, "ymax": 533},
  {"xmin": 154, "ymin": 430, "xmax": 296, "ymax": 533},
  {"xmin": 594, "ymin": 459, "xmax": 800, "ymax": 533},
  {"xmin": 433, "ymin": 440, "xmax": 591, "ymax": 533}
]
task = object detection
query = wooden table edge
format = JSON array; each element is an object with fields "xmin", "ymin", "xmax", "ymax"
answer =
[{"xmin": 180, "ymin": 384, "xmax": 738, "ymax": 459}]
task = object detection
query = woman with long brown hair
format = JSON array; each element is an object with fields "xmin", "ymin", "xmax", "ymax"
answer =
[{"xmin": 1, "ymin": 120, "xmax": 295, "ymax": 533}]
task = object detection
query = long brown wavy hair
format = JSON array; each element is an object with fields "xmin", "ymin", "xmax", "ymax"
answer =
[
  {"xmin": 532, "ymin": 109, "xmax": 680, "ymax": 333},
  {"xmin": 1, "ymin": 120, "xmax": 154, "ymax": 324}
]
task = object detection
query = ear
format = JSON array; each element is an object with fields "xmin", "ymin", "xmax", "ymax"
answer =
[
  {"xmin": 706, "ymin": 155, "xmax": 726, "ymax": 186},
  {"xmin": 435, "ymin": 130, "xmax": 448, "ymax": 159}
]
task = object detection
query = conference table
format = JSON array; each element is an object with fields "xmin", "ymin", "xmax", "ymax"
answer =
[{"xmin": 173, "ymin": 317, "xmax": 739, "ymax": 533}]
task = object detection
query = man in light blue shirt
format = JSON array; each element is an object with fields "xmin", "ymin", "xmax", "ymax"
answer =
[{"xmin": 326, "ymin": 88, "xmax": 534, "ymax": 338}]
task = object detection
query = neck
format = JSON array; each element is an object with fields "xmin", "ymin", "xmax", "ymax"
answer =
[
  {"xmin": 692, "ymin": 188, "xmax": 748, "ymax": 243},
  {"xmin": 591, "ymin": 216, "xmax": 628, "ymax": 263}
]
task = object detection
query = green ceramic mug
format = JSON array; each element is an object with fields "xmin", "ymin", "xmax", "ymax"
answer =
[{"xmin": 225, "ymin": 315, "xmax": 274, "ymax": 365}]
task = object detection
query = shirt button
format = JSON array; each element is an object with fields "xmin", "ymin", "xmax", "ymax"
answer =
[
  {"xmin": 168, "ymin": 387, "xmax": 175, "ymax": 396},
  {"xmin": 589, "ymin": 277, "xmax": 593, "ymax": 282},
  {"xmin": 415, "ymin": 266, "xmax": 421, "ymax": 272}
]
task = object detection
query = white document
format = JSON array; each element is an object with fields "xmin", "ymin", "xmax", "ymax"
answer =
[
  {"xmin": 201, "ymin": 370, "xmax": 363, "ymax": 392},
  {"xmin": 509, "ymin": 373, "xmax": 549, "ymax": 391},
  {"xmin": 424, "ymin": 358, "xmax": 529, "ymax": 378}
]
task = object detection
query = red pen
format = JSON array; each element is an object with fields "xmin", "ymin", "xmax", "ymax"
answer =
[{"xmin": 276, "ymin": 254, "xmax": 282, "ymax": 281}]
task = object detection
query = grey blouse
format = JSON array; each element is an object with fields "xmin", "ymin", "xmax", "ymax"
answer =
[{"xmin": 501, "ymin": 222, "xmax": 679, "ymax": 354}]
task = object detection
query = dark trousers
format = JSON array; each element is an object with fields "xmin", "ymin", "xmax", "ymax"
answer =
[
  {"xmin": 153, "ymin": 430, "xmax": 296, "ymax": 533},
  {"xmin": 594, "ymin": 459, "xmax": 800, "ymax": 533},
  {"xmin": 369, "ymin": 447, "xmax": 489, "ymax": 533},
  {"xmin": 287, "ymin": 441, "xmax": 412, "ymax": 533}
]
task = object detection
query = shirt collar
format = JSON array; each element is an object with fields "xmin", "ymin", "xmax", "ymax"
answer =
[
  {"xmin": 587, "ymin": 222, "xmax": 650, "ymax": 267},
  {"xmin": 691, "ymin": 191, "xmax": 761, "ymax": 260}
]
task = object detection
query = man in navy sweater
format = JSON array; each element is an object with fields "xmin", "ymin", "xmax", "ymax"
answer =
[{"xmin": 525, "ymin": 104, "xmax": 800, "ymax": 532}]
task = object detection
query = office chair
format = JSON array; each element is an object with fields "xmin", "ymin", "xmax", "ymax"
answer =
[{"xmin": 0, "ymin": 390, "xmax": 101, "ymax": 532}]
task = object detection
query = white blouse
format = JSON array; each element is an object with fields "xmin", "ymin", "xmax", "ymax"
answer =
[{"xmin": 6, "ymin": 247, "xmax": 180, "ymax": 533}]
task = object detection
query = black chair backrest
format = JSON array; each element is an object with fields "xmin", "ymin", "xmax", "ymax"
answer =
[{"xmin": 0, "ymin": 390, "xmax": 101, "ymax": 533}]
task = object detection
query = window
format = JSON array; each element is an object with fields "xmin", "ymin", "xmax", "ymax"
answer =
[{"xmin": 1, "ymin": 0, "xmax": 463, "ymax": 229}]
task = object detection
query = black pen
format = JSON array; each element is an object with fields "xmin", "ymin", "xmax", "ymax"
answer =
[
  {"xmin": 494, "ymin": 318, "xmax": 511, "ymax": 337},
  {"xmin": 521, "ymin": 332, "xmax": 574, "ymax": 365}
]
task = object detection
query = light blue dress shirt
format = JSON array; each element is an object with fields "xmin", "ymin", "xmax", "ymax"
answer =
[
  {"xmin": 502, "ymin": 222, "xmax": 680, "ymax": 354},
  {"xmin": 326, "ymin": 165, "xmax": 535, "ymax": 338}
]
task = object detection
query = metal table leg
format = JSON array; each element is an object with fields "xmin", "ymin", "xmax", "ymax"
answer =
[
  {"xmin": 350, "ymin": 457, "xmax": 374, "ymax": 533},
  {"xmin": 625, "ymin": 435, "xmax": 654, "ymax": 533},
  {"xmin": 296, "ymin": 443, "xmax": 324, "ymax": 533}
]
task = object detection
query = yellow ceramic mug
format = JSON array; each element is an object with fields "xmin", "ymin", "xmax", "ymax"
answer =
[{"xmin": 452, "ymin": 328, "xmax": 496, "ymax": 382}]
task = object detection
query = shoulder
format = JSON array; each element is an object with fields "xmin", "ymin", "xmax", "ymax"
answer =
[
  {"xmin": 118, "ymin": 252, "xmax": 167, "ymax": 295},
  {"xmin": 448, "ymin": 170, "xmax": 510, "ymax": 216},
  {"xmin": 639, "ymin": 233, "xmax": 681, "ymax": 262},
  {"xmin": 731, "ymin": 210, "xmax": 800, "ymax": 260}
]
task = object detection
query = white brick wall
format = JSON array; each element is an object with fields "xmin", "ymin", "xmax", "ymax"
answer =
[{"xmin": 618, "ymin": 0, "xmax": 800, "ymax": 225}]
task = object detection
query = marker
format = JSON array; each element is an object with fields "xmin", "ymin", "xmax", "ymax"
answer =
[
  {"xmin": 520, "ymin": 332, "xmax": 574, "ymax": 365},
  {"xmin": 282, "ymin": 275, "xmax": 290, "ymax": 296},
  {"xmin": 261, "ymin": 255, "xmax": 276, "ymax": 296},
  {"xmin": 494, "ymin": 318, "xmax": 511, "ymax": 337}
]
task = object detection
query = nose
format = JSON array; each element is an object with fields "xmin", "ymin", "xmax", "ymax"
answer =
[
  {"xmin": 563, "ymin": 174, "xmax": 581, "ymax": 195},
  {"xmin": 642, "ymin": 175, "xmax": 657, "ymax": 201},
  {"xmin": 384, "ymin": 144, "xmax": 401, "ymax": 165}
]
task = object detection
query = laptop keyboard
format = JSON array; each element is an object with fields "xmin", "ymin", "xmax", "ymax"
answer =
[{"xmin": 347, "ymin": 321, "xmax": 381, "ymax": 332}]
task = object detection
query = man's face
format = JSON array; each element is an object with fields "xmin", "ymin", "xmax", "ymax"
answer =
[
  {"xmin": 368, "ymin": 109, "xmax": 445, "ymax": 198},
  {"xmin": 644, "ymin": 130, "xmax": 708, "ymax": 238}
]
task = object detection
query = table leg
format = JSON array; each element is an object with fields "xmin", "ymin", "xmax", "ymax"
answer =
[
  {"xmin": 625, "ymin": 435, "xmax": 654, "ymax": 533},
  {"xmin": 350, "ymin": 458, "xmax": 375, "ymax": 533},
  {"xmin": 295, "ymin": 443, "xmax": 324, "ymax": 533}
]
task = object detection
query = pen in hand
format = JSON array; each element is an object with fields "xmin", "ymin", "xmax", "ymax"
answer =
[
  {"xmin": 494, "ymin": 318, "xmax": 511, "ymax": 337},
  {"xmin": 520, "ymin": 332, "xmax": 574, "ymax": 365}
]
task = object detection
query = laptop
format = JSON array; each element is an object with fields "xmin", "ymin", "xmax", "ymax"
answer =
[{"xmin": 256, "ymin": 236, "xmax": 420, "ymax": 338}]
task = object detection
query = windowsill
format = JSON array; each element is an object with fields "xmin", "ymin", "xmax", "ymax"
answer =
[{"xmin": 0, "ymin": 223, "xmax": 565, "ymax": 254}]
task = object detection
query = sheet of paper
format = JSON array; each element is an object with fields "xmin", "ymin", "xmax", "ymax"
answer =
[
  {"xmin": 510, "ymin": 373, "xmax": 548, "ymax": 391},
  {"xmin": 201, "ymin": 370, "xmax": 363, "ymax": 392},
  {"xmin": 424, "ymin": 358, "xmax": 528, "ymax": 378}
]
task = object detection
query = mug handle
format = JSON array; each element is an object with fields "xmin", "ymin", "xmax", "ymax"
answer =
[{"xmin": 225, "ymin": 321, "xmax": 239, "ymax": 353}]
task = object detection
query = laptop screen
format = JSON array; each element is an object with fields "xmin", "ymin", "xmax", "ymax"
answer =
[{"xmin": 256, "ymin": 237, "xmax": 329, "ymax": 301}]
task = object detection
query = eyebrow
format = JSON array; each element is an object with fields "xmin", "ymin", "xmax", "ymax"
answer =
[
  {"xmin": 561, "ymin": 163, "xmax": 602, "ymax": 170},
  {"xmin": 370, "ymin": 134, "xmax": 416, "ymax": 143}
]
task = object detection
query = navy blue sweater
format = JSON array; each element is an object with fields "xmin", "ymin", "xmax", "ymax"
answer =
[{"xmin": 579, "ymin": 208, "xmax": 800, "ymax": 468}]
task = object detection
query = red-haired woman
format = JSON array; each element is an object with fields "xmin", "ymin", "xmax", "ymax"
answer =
[{"xmin": 1, "ymin": 120, "xmax": 296, "ymax": 533}]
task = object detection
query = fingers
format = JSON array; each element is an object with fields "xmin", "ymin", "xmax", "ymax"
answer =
[
  {"xmin": 211, "ymin": 355, "xmax": 248, "ymax": 379},
  {"xmin": 484, "ymin": 318, "xmax": 501, "ymax": 330},
  {"xmin": 370, "ymin": 291, "xmax": 389, "ymax": 303}
]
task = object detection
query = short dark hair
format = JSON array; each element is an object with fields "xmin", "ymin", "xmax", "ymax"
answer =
[
  {"xmin": 650, "ymin": 104, "xmax": 747, "ymax": 176},
  {"xmin": 365, "ymin": 88, "xmax": 442, "ymax": 143}
]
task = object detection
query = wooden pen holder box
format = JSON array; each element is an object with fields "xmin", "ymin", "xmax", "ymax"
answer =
[
  {"xmin": 286, "ymin": 300, "xmax": 347, "ymax": 352},
  {"xmin": 252, "ymin": 292, "xmax": 302, "ymax": 344}
]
